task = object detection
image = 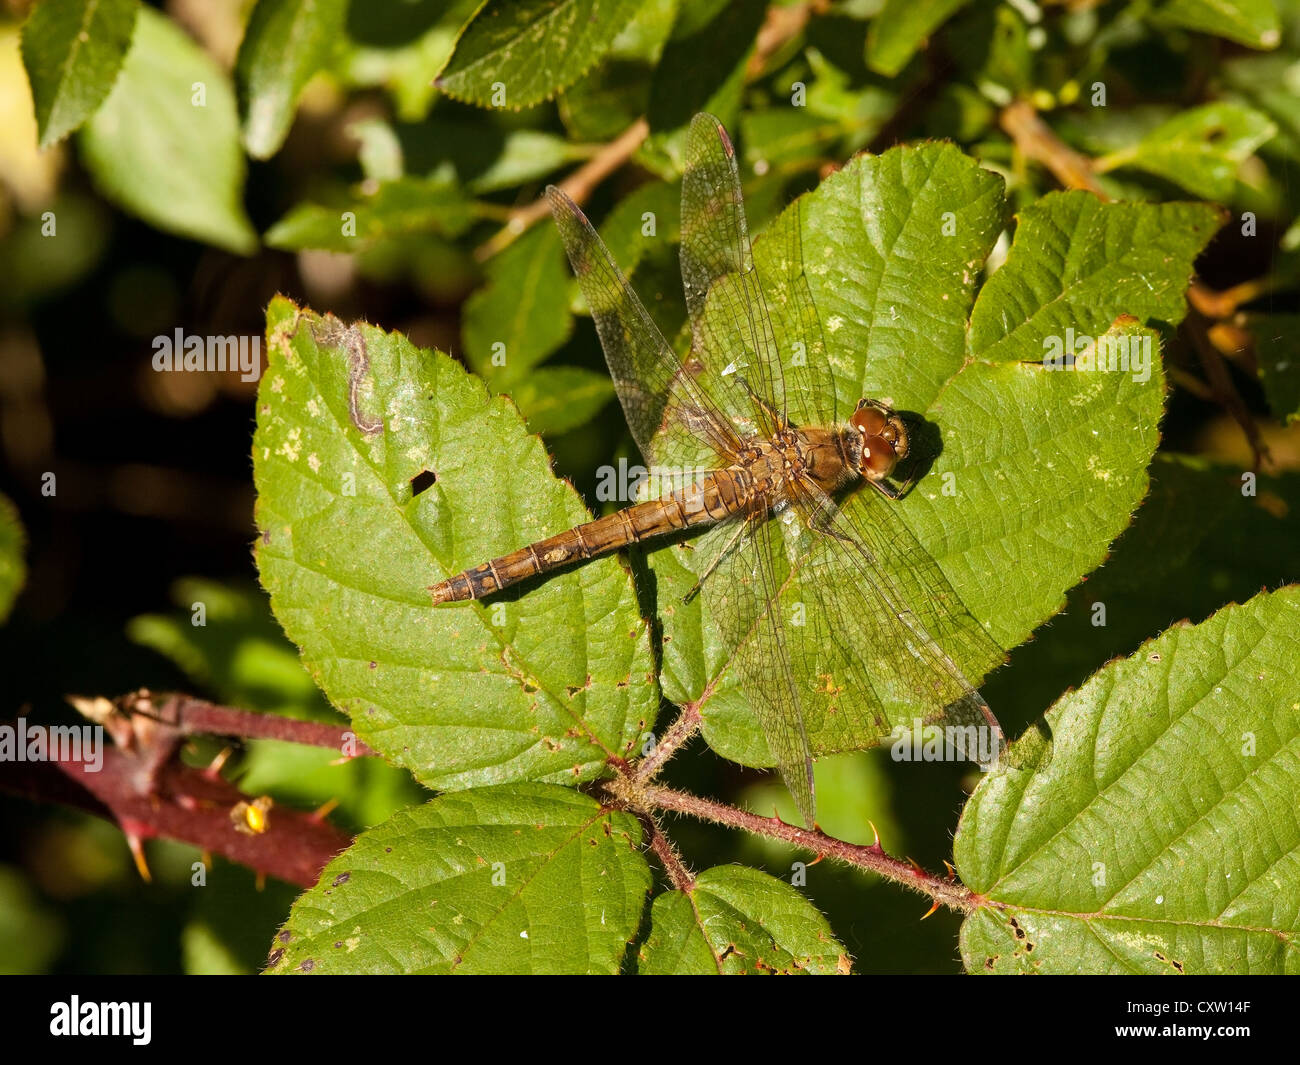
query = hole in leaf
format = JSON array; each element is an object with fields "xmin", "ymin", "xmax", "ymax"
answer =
[{"xmin": 410, "ymin": 469, "xmax": 438, "ymax": 496}]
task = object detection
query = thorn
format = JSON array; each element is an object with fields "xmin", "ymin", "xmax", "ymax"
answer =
[
  {"xmin": 943, "ymin": 860, "xmax": 957, "ymax": 880},
  {"xmin": 866, "ymin": 819, "xmax": 880, "ymax": 848},
  {"xmin": 906, "ymin": 855, "xmax": 924, "ymax": 874},
  {"xmin": 772, "ymin": 807, "xmax": 786, "ymax": 825},
  {"xmin": 126, "ymin": 834, "xmax": 152, "ymax": 883},
  {"xmin": 204, "ymin": 746, "xmax": 235, "ymax": 779},
  {"xmin": 807, "ymin": 853, "xmax": 824, "ymax": 867},
  {"xmin": 919, "ymin": 899, "xmax": 941, "ymax": 921},
  {"xmin": 255, "ymin": 871, "xmax": 266, "ymax": 892},
  {"xmin": 312, "ymin": 797, "xmax": 340, "ymax": 821}
]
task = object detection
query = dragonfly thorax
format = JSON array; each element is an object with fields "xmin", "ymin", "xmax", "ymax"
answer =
[{"xmin": 849, "ymin": 399, "xmax": 909, "ymax": 483}]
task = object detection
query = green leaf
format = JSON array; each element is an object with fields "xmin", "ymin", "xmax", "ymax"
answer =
[
  {"xmin": 236, "ymin": 0, "xmax": 348, "ymax": 159},
  {"xmin": 956, "ymin": 588, "xmax": 1300, "ymax": 974},
  {"xmin": 506, "ymin": 365, "xmax": 615, "ymax": 436},
  {"xmin": 982, "ymin": 454, "xmax": 1300, "ymax": 724},
  {"xmin": 463, "ymin": 224, "xmax": 573, "ymax": 384},
  {"xmin": 646, "ymin": 0, "xmax": 765, "ymax": 155},
  {"xmin": 1096, "ymin": 102, "xmax": 1277, "ymax": 201},
  {"xmin": 78, "ymin": 6, "xmax": 257, "ymax": 254},
  {"xmin": 0, "ymin": 866, "xmax": 64, "ymax": 974},
  {"xmin": 558, "ymin": 0, "xmax": 678, "ymax": 141},
  {"xmin": 969, "ymin": 193, "xmax": 1224, "ymax": 359},
  {"xmin": 866, "ymin": 0, "xmax": 973, "ymax": 78},
  {"xmin": 1155, "ymin": 0, "xmax": 1282, "ymax": 49},
  {"xmin": 435, "ymin": 0, "xmax": 641, "ymax": 110},
  {"xmin": 0, "ymin": 192, "xmax": 111, "ymax": 310},
  {"xmin": 340, "ymin": 0, "xmax": 482, "ymax": 121},
  {"xmin": 639, "ymin": 866, "xmax": 851, "ymax": 974},
  {"xmin": 253, "ymin": 298, "xmax": 658, "ymax": 790},
  {"xmin": 263, "ymin": 177, "xmax": 476, "ymax": 252},
  {"xmin": 1222, "ymin": 53, "xmax": 1300, "ymax": 159},
  {"xmin": 1245, "ymin": 312, "xmax": 1300, "ymax": 422},
  {"xmin": 0, "ymin": 494, "xmax": 25, "ymax": 623},
  {"xmin": 20, "ymin": 0, "xmax": 138, "ymax": 148},
  {"xmin": 266, "ymin": 784, "xmax": 651, "ymax": 974},
  {"xmin": 593, "ymin": 179, "xmax": 681, "ymax": 281}
]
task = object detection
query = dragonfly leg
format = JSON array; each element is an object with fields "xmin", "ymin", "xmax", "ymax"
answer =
[
  {"xmin": 682, "ymin": 518, "xmax": 750, "ymax": 604},
  {"xmin": 867, "ymin": 477, "xmax": 904, "ymax": 501}
]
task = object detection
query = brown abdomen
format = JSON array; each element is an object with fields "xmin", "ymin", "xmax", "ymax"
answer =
[{"xmin": 429, "ymin": 470, "xmax": 748, "ymax": 603}]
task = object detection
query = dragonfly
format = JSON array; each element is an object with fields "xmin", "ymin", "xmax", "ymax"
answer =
[{"xmin": 431, "ymin": 113, "xmax": 1005, "ymax": 823}]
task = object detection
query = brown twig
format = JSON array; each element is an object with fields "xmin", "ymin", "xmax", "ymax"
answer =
[
  {"xmin": 628, "ymin": 782, "xmax": 978, "ymax": 913},
  {"xmin": 746, "ymin": 0, "xmax": 819, "ymax": 80},
  {"xmin": 1000, "ymin": 99, "xmax": 1108, "ymax": 198},
  {"xmin": 1184, "ymin": 308, "xmax": 1272, "ymax": 470},
  {"xmin": 0, "ymin": 736, "xmax": 352, "ymax": 886},
  {"xmin": 110, "ymin": 689, "xmax": 374, "ymax": 755},
  {"xmin": 474, "ymin": 118, "xmax": 650, "ymax": 262},
  {"xmin": 643, "ymin": 817, "xmax": 694, "ymax": 891}
]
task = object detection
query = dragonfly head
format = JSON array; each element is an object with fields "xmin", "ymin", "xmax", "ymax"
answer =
[{"xmin": 849, "ymin": 399, "xmax": 909, "ymax": 482}]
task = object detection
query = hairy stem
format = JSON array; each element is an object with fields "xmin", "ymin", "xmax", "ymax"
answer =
[
  {"xmin": 633, "ymin": 702, "xmax": 703, "ymax": 782},
  {"xmin": 638, "ymin": 782, "xmax": 979, "ymax": 913}
]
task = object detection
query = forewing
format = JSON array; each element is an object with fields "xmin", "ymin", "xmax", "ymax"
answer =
[
  {"xmin": 758, "ymin": 199, "xmax": 837, "ymax": 429},
  {"xmin": 680, "ymin": 113, "xmax": 788, "ymax": 436},
  {"xmin": 699, "ymin": 509, "xmax": 817, "ymax": 826},
  {"xmin": 546, "ymin": 186, "xmax": 739, "ymax": 471}
]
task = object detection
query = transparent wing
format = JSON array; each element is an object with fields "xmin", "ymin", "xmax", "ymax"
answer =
[
  {"xmin": 787, "ymin": 473, "xmax": 1006, "ymax": 762},
  {"xmin": 546, "ymin": 186, "xmax": 741, "ymax": 471},
  {"xmin": 680, "ymin": 113, "xmax": 788, "ymax": 437},
  {"xmin": 757, "ymin": 198, "xmax": 838, "ymax": 429},
  {"xmin": 699, "ymin": 506, "xmax": 817, "ymax": 825}
]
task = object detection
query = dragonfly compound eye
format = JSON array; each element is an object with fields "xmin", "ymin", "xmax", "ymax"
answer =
[
  {"xmin": 851, "ymin": 401, "xmax": 909, "ymax": 480},
  {"xmin": 861, "ymin": 434, "xmax": 900, "ymax": 479}
]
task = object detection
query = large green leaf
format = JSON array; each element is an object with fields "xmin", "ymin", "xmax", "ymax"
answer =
[
  {"xmin": 957, "ymin": 588, "xmax": 1300, "ymax": 974},
  {"xmin": 236, "ymin": 0, "xmax": 348, "ymax": 159},
  {"xmin": 267, "ymin": 785, "xmax": 651, "ymax": 974},
  {"xmin": 20, "ymin": 0, "xmax": 137, "ymax": 148},
  {"xmin": 78, "ymin": 6, "xmax": 257, "ymax": 254},
  {"xmin": 1095, "ymin": 102, "xmax": 1277, "ymax": 201},
  {"xmin": 639, "ymin": 866, "xmax": 851, "ymax": 974},
  {"xmin": 253, "ymin": 299, "xmax": 657, "ymax": 791},
  {"xmin": 1155, "ymin": 0, "xmax": 1282, "ymax": 49},
  {"xmin": 435, "ymin": 0, "xmax": 641, "ymax": 109},
  {"xmin": 866, "ymin": 0, "xmax": 973, "ymax": 78}
]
